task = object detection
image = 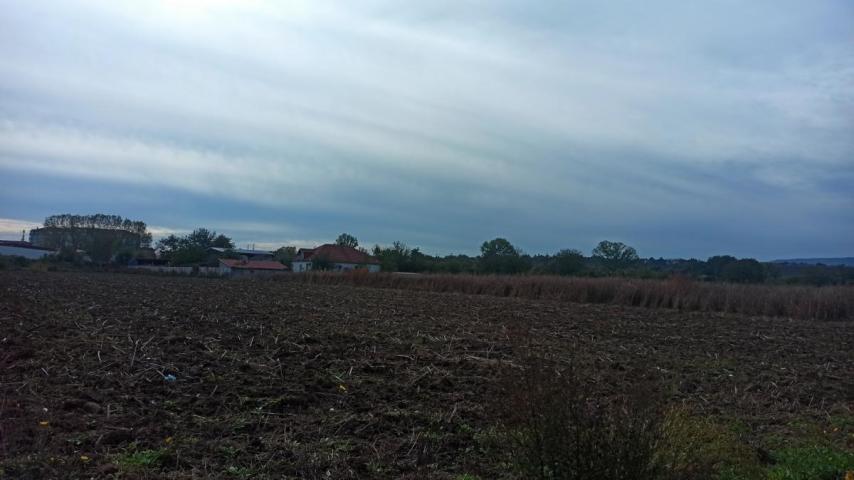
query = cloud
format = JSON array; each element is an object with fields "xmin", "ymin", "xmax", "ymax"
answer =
[
  {"xmin": 1, "ymin": 0, "xmax": 852, "ymax": 258},
  {"xmin": 0, "ymin": 217, "xmax": 41, "ymax": 240}
]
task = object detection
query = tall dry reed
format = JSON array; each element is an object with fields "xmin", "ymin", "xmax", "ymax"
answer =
[{"xmin": 289, "ymin": 272, "xmax": 854, "ymax": 321}]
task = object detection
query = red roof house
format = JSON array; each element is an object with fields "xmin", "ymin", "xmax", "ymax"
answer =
[
  {"xmin": 293, "ymin": 244, "xmax": 380, "ymax": 272},
  {"xmin": 219, "ymin": 259, "xmax": 289, "ymax": 276}
]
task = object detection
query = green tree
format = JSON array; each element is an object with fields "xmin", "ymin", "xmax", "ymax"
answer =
[
  {"xmin": 553, "ymin": 249, "xmax": 585, "ymax": 276},
  {"xmin": 37, "ymin": 213, "xmax": 152, "ymax": 251},
  {"xmin": 212, "ymin": 234, "xmax": 234, "ymax": 249},
  {"xmin": 479, "ymin": 238, "xmax": 529, "ymax": 274},
  {"xmin": 336, "ymin": 233, "xmax": 359, "ymax": 248},
  {"xmin": 89, "ymin": 235, "xmax": 120, "ymax": 264},
  {"xmin": 274, "ymin": 246, "xmax": 297, "ymax": 267},
  {"xmin": 311, "ymin": 255, "xmax": 333, "ymax": 271},
  {"xmin": 185, "ymin": 228, "xmax": 217, "ymax": 249},
  {"xmin": 592, "ymin": 240, "xmax": 639, "ymax": 273},
  {"xmin": 156, "ymin": 228, "xmax": 233, "ymax": 266},
  {"xmin": 721, "ymin": 259, "xmax": 766, "ymax": 283},
  {"xmin": 372, "ymin": 241, "xmax": 416, "ymax": 272},
  {"xmin": 705, "ymin": 255, "xmax": 738, "ymax": 279},
  {"xmin": 156, "ymin": 234, "xmax": 181, "ymax": 253}
]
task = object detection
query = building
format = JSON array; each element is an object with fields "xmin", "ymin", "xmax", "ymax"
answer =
[
  {"xmin": 219, "ymin": 259, "xmax": 289, "ymax": 277},
  {"xmin": 209, "ymin": 247, "xmax": 274, "ymax": 261},
  {"xmin": 292, "ymin": 244, "xmax": 381, "ymax": 272},
  {"xmin": 0, "ymin": 240, "xmax": 55, "ymax": 259}
]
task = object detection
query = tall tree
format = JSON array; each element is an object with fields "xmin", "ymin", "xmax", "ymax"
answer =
[
  {"xmin": 336, "ymin": 233, "xmax": 359, "ymax": 248},
  {"xmin": 479, "ymin": 238, "xmax": 529, "ymax": 274},
  {"xmin": 274, "ymin": 246, "xmax": 297, "ymax": 267},
  {"xmin": 591, "ymin": 240, "xmax": 639, "ymax": 272},
  {"xmin": 38, "ymin": 213, "xmax": 152, "ymax": 252},
  {"xmin": 155, "ymin": 228, "xmax": 233, "ymax": 265},
  {"xmin": 553, "ymin": 249, "xmax": 586, "ymax": 276},
  {"xmin": 212, "ymin": 234, "xmax": 234, "ymax": 249}
]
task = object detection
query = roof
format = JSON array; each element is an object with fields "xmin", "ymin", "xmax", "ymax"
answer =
[
  {"xmin": 299, "ymin": 244, "xmax": 380, "ymax": 265},
  {"xmin": 0, "ymin": 240, "xmax": 55, "ymax": 251},
  {"xmin": 210, "ymin": 247, "xmax": 273, "ymax": 255},
  {"xmin": 219, "ymin": 259, "xmax": 289, "ymax": 271}
]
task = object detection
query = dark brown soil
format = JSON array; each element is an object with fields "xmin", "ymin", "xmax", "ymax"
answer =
[{"xmin": 1, "ymin": 271, "xmax": 851, "ymax": 479}]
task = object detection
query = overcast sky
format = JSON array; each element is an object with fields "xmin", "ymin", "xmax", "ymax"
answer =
[{"xmin": 1, "ymin": 0, "xmax": 852, "ymax": 259}]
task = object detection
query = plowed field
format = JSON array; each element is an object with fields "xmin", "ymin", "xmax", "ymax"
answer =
[{"xmin": 1, "ymin": 272, "xmax": 851, "ymax": 479}]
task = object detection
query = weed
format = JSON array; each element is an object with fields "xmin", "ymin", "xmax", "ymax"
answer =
[
  {"xmin": 226, "ymin": 465, "xmax": 253, "ymax": 478},
  {"xmin": 115, "ymin": 447, "xmax": 165, "ymax": 470},
  {"xmin": 658, "ymin": 409, "xmax": 763, "ymax": 480},
  {"xmin": 219, "ymin": 445, "xmax": 241, "ymax": 458},
  {"xmin": 767, "ymin": 446, "xmax": 854, "ymax": 480}
]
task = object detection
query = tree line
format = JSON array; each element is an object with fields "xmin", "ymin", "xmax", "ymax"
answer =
[
  {"xmin": 43, "ymin": 214, "xmax": 151, "ymax": 241},
  {"xmin": 155, "ymin": 228, "xmax": 235, "ymax": 265},
  {"xmin": 360, "ymin": 236, "xmax": 850, "ymax": 285},
  {"xmin": 32, "ymin": 213, "xmax": 153, "ymax": 263},
  {"xmin": 21, "ymin": 213, "xmax": 853, "ymax": 285},
  {"xmin": 155, "ymin": 229, "xmax": 854, "ymax": 285}
]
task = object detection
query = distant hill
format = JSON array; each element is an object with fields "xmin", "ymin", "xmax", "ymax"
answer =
[{"xmin": 772, "ymin": 257, "xmax": 854, "ymax": 267}]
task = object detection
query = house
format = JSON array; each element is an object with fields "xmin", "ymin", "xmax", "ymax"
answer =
[
  {"xmin": 219, "ymin": 259, "xmax": 289, "ymax": 277},
  {"xmin": 292, "ymin": 244, "xmax": 381, "ymax": 272},
  {"xmin": 0, "ymin": 240, "xmax": 55, "ymax": 260},
  {"xmin": 209, "ymin": 247, "xmax": 274, "ymax": 261}
]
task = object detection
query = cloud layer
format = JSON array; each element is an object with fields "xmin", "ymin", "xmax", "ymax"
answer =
[{"xmin": 1, "ymin": 0, "xmax": 852, "ymax": 257}]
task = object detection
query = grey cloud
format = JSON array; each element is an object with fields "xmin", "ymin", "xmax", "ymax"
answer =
[{"xmin": 1, "ymin": 0, "xmax": 852, "ymax": 258}]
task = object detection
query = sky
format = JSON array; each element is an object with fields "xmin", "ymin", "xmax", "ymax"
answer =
[{"xmin": 1, "ymin": 0, "xmax": 852, "ymax": 259}]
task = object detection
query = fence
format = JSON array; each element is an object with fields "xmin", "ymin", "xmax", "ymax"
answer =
[{"xmin": 127, "ymin": 265, "xmax": 227, "ymax": 276}]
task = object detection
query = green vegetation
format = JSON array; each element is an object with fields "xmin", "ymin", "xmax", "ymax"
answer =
[
  {"xmin": 479, "ymin": 237, "xmax": 529, "ymax": 274},
  {"xmin": 274, "ymin": 245, "xmax": 297, "ymax": 267},
  {"xmin": 32, "ymin": 213, "xmax": 152, "ymax": 263},
  {"xmin": 225, "ymin": 465, "xmax": 254, "ymax": 478},
  {"xmin": 766, "ymin": 447, "xmax": 854, "ymax": 480},
  {"xmin": 115, "ymin": 447, "xmax": 166, "ymax": 471},
  {"xmin": 335, "ymin": 232, "xmax": 359, "ymax": 248},
  {"xmin": 591, "ymin": 240, "xmax": 640, "ymax": 272},
  {"xmin": 156, "ymin": 227, "xmax": 234, "ymax": 265},
  {"xmin": 495, "ymin": 357, "xmax": 854, "ymax": 479},
  {"xmin": 12, "ymin": 212, "xmax": 853, "ymax": 285}
]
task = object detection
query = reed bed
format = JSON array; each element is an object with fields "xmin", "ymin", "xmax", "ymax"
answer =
[{"xmin": 293, "ymin": 272, "xmax": 854, "ymax": 321}]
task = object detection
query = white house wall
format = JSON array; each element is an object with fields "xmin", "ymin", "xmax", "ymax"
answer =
[{"xmin": 292, "ymin": 261, "xmax": 379, "ymax": 272}]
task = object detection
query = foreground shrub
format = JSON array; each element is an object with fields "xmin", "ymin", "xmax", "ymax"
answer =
[
  {"xmin": 496, "ymin": 356, "xmax": 666, "ymax": 480},
  {"xmin": 493, "ymin": 351, "xmax": 854, "ymax": 480}
]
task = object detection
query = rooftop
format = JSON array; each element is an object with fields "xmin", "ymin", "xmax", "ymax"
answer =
[
  {"xmin": 296, "ymin": 244, "xmax": 380, "ymax": 265},
  {"xmin": 210, "ymin": 247, "xmax": 273, "ymax": 256},
  {"xmin": 219, "ymin": 259, "xmax": 289, "ymax": 271}
]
